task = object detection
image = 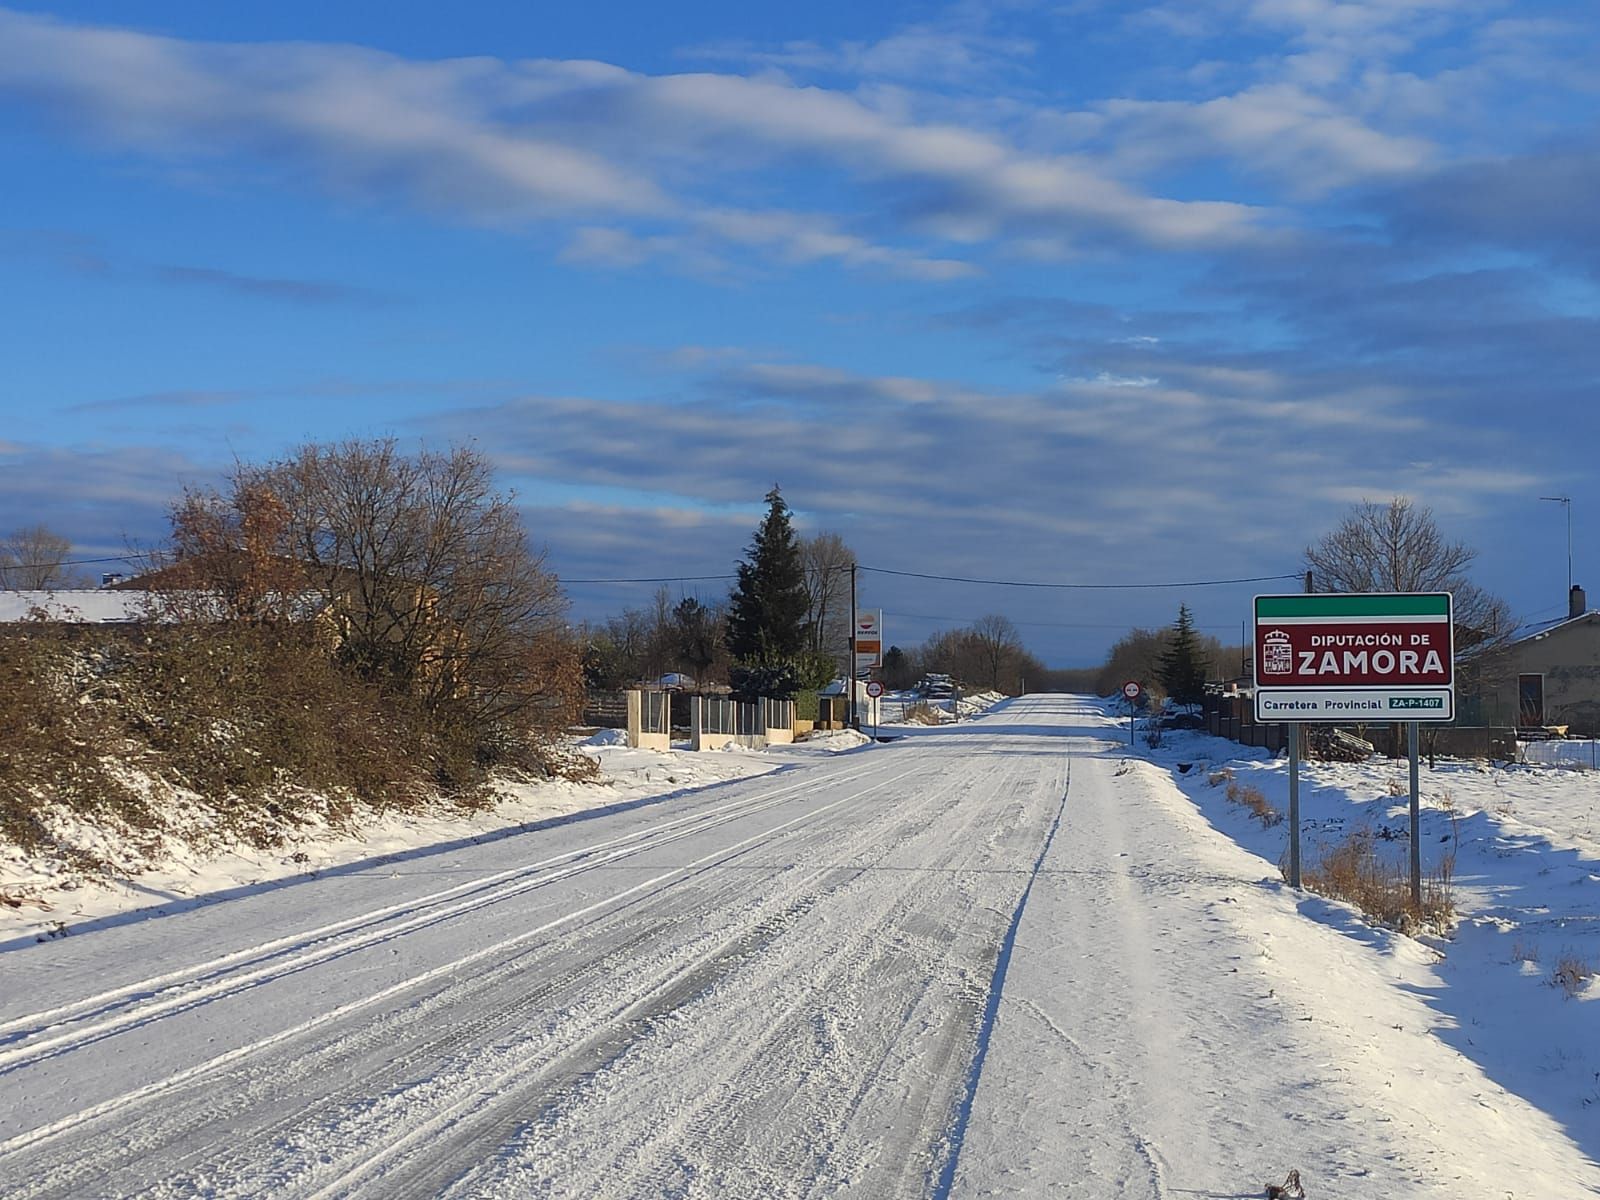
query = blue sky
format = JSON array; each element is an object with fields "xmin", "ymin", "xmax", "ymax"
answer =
[{"xmin": 2, "ymin": 0, "xmax": 1598, "ymax": 665}]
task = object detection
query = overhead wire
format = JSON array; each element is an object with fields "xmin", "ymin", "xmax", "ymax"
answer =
[{"xmin": 860, "ymin": 565, "xmax": 1302, "ymax": 590}]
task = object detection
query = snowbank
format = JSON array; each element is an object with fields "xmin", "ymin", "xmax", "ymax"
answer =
[
  {"xmin": 1130, "ymin": 712, "xmax": 1600, "ymax": 1174},
  {"xmin": 1, "ymin": 733, "xmax": 805, "ymax": 945}
]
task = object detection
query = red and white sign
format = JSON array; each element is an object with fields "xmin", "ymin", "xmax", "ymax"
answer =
[
  {"xmin": 854, "ymin": 609, "xmax": 883, "ymax": 678},
  {"xmin": 1254, "ymin": 593, "xmax": 1455, "ymax": 721},
  {"xmin": 865, "ymin": 680, "xmax": 884, "ymax": 699},
  {"xmin": 1121, "ymin": 680, "xmax": 1142, "ymax": 701}
]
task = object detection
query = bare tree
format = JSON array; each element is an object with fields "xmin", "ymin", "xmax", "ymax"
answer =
[
  {"xmin": 0, "ymin": 525, "xmax": 75, "ymax": 590},
  {"xmin": 237, "ymin": 439, "xmax": 580, "ymax": 730},
  {"xmin": 799, "ymin": 532, "xmax": 856, "ymax": 664},
  {"xmin": 669, "ymin": 595, "xmax": 721, "ymax": 683},
  {"xmin": 1307, "ymin": 497, "xmax": 1517, "ymax": 753},
  {"xmin": 1304, "ymin": 497, "xmax": 1514, "ymax": 654},
  {"xmin": 158, "ymin": 483, "xmax": 308, "ymax": 623},
  {"xmin": 916, "ymin": 616, "xmax": 1044, "ymax": 696},
  {"xmin": 969, "ymin": 614, "xmax": 1023, "ymax": 691}
]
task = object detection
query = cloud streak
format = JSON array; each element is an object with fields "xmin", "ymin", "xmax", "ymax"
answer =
[{"xmin": 0, "ymin": 6, "xmax": 1272, "ymax": 275}]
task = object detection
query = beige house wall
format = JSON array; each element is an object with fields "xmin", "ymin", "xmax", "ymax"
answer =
[{"xmin": 1487, "ymin": 614, "xmax": 1600, "ymax": 732}]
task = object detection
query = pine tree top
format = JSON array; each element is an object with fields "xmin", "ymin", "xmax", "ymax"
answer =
[{"xmin": 726, "ymin": 487, "xmax": 808, "ymax": 664}]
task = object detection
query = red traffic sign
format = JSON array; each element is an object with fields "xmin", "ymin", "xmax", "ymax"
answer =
[
  {"xmin": 1121, "ymin": 680, "xmax": 1142, "ymax": 700},
  {"xmin": 865, "ymin": 680, "xmax": 885, "ymax": 698}
]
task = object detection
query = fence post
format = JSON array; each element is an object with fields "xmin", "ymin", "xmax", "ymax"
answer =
[
  {"xmin": 691, "ymin": 695, "xmax": 704, "ymax": 752},
  {"xmin": 626, "ymin": 690, "xmax": 642, "ymax": 749}
]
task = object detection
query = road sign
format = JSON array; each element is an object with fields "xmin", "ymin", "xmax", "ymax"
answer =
[
  {"xmin": 1253, "ymin": 593, "xmax": 1455, "ymax": 721},
  {"xmin": 854, "ymin": 610, "xmax": 883, "ymax": 678},
  {"xmin": 1121, "ymin": 680, "xmax": 1142, "ymax": 701},
  {"xmin": 865, "ymin": 680, "xmax": 884, "ymax": 698}
]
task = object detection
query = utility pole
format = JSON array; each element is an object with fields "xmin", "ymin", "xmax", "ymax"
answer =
[
  {"xmin": 847, "ymin": 562, "xmax": 858, "ymax": 732},
  {"xmin": 1540, "ymin": 496, "xmax": 1573, "ymax": 596}
]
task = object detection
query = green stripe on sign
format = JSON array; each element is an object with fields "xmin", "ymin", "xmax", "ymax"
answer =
[{"xmin": 1256, "ymin": 593, "xmax": 1450, "ymax": 618}]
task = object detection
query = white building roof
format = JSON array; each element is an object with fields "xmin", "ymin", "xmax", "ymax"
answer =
[{"xmin": 0, "ymin": 590, "xmax": 150, "ymax": 624}]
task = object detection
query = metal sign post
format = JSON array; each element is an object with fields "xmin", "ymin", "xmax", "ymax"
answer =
[
  {"xmin": 1409, "ymin": 721, "xmax": 1421, "ymax": 907},
  {"xmin": 1287, "ymin": 724, "xmax": 1301, "ymax": 888},
  {"xmin": 1121, "ymin": 680, "xmax": 1142, "ymax": 746},
  {"xmin": 866, "ymin": 680, "xmax": 884, "ymax": 740}
]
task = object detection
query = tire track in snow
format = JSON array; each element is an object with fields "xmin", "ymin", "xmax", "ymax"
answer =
[
  {"xmin": 0, "ymin": 761, "xmax": 915, "ymax": 1169},
  {"xmin": 1, "ymin": 755, "xmax": 957, "ymax": 1198},
  {"xmin": 930, "ymin": 756, "xmax": 1072, "ymax": 1200},
  {"xmin": 456, "ymin": 749, "xmax": 1064, "ymax": 1199},
  {"xmin": 289, "ymin": 754, "xmax": 1009, "ymax": 1200},
  {"xmin": 0, "ymin": 759, "xmax": 887, "ymax": 1077}
]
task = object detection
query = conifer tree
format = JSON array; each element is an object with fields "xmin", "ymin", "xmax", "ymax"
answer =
[
  {"xmin": 725, "ymin": 487, "xmax": 809, "ymax": 666},
  {"xmin": 1157, "ymin": 604, "xmax": 1210, "ymax": 706}
]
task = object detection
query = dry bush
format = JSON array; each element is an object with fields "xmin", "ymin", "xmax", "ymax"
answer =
[
  {"xmin": 1510, "ymin": 940, "xmax": 1540, "ymax": 964},
  {"xmin": 0, "ymin": 622, "xmax": 591, "ymax": 873},
  {"xmin": 1552, "ymin": 952, "xmax": 1595, "ymax": 999},
  {"xmin": 1207, "ymin": 768, "xmax": 1234, "ymax": 787},
  {"xmin": 0, "ymin": 627, "xmax": 144, "ymax": 863},
  {"xmin": 903, "ymin": 702, "xmax": 946, "ymax": 725},
  {"xmin": 1300, "ymin": 827, "xmax": 1455, "ymax": 932},
  {"xmin": 1225, "ymin": 781, "xmax": 1282, "ymax": 826},
  {"xmin": 1386, "ymin": 778, "xmax": 1406, "ymax": 797}
]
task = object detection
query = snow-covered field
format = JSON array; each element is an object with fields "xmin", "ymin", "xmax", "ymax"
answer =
[{"xmin": 0, "ymin": 695, "xmax": 1595, "ymax": 1197}]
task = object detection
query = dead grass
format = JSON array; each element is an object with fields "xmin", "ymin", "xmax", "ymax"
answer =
[
  {"xmin": 902, "ymin": 701, "xmax": 947, "ymax": 725},
  {"xmin": 1552, "ymin": 952, "xmax": 1595, "ymax": 999},
  {"xmin": 1225, "ymin": 780, "xmax": 1282, "ymax": 827},
  {"xmin": 1510, "ymin": 940, "xmax": 1540, "ymax": 964},
  {"xmin": 1299, "ymin": 826, "xmax": 1455, "ymax": 933}
]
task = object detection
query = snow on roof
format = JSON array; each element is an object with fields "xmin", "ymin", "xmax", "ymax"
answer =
[
  {"xmin": 1513, "ymin": 609, "xmax": 1599, "ymax": 645},
  {"xmin": 0, "ymin": 590, "xmax": 150, "ymax": 624}
]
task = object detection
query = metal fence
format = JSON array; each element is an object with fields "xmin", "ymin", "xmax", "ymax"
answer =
[
  {"xmin": 762, "ymin": 698, "xmax": 794, "ymax": 733},
  {"xmin": 690, "ymin": 695, "xmax": 797, "ymax": 749}
]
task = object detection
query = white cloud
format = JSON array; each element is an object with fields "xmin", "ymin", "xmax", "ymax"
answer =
[
  {"xmin": 1099, "ymin": 84, "xmax": 1433, "ymax": 193},
  {"xmin": 0, "ymin": 7, "xmax": 1271, "ymax": 268},
  {"xmin": 687, "ymin": 24, "xmax": 1036, "ymax": 83}
]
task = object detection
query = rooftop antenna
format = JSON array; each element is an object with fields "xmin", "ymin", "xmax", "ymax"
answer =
[{"xmin": 1540, "ymin": 495, "xmax": 1573, "ymax": 596}]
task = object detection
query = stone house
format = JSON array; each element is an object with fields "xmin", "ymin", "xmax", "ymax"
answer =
[{"xmin": 1477, "ymin": 586, "xmax": 1600, "ymax": 734}]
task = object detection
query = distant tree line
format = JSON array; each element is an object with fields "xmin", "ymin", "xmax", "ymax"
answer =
[{"xmin": 8, "ymin": 484, "xmax": 1518, "ymax": 723}]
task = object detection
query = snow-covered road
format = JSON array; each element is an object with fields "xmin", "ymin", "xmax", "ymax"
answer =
[{"xmin": 1, "ymin": 697, "xmax": 1589, "ymax": 1197}]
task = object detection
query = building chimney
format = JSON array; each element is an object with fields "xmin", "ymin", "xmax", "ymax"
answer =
[{"xmin": 1571, "ymin": 584, "xmax": 1587, "ymax": 619}]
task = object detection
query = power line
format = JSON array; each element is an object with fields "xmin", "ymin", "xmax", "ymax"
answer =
[
  {"xmin": 861, "ymin": 566, "xmax": 1301, "ymax": 590},
  {"xmin": 882, "ymin": 609, "xmax": 1242, "ymax": 633},
  {"xmin": 12, "ymin": 556, "xmax": 1298, "ymax": 595},
  {"xmin": 562, "ymin": 573, "xmax": 737, "ymax": 585},
  {"xmin": 4, "ymin": 553, "xmax": 142, "ymax": 570}
]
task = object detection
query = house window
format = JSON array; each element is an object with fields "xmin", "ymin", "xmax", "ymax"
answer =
[{"xmin": 1518, "ymin": 673, "xmax": 1545, "ymax": 727}]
